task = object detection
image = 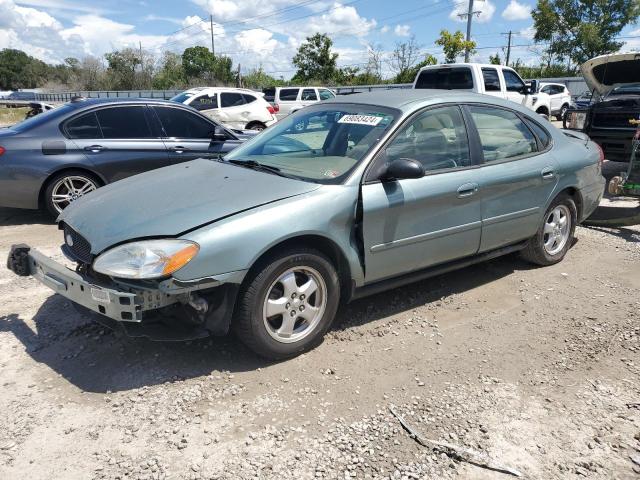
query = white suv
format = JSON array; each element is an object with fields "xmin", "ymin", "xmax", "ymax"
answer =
[
  {"xmin": 263, "ymin": 87, "xmax": 336, "ymax": 120},
  {"xmin": 539, "ymin": 82, "xmax": 572, "ymax": 120},
  {"xmin": 171, "ymin": 87, "xmax": 277, "ymax": 131}
]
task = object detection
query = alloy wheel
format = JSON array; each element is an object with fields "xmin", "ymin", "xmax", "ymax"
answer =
[
  {"xmin": 543, "ymin": 204, "xmax": 571, "ymax": 255},
  {"xmin": 50, "ymin": 175, "xmax": 97, "ymax": 213},
  {"xmin": 262, "ymin": 266, "xmax": 327, "ymax": 344}
]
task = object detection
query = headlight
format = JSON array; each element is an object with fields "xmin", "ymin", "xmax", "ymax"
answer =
[{"xmin": 93, "ymin": 239, "xmax": 199, "ymax": 279}]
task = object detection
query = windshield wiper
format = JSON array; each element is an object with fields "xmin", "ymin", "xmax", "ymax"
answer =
[{"xmin": 226, "ymin": 159, "xmax": 292, "ymax": 178}]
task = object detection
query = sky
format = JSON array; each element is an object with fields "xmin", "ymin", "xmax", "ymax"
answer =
[{"xmin": 1, "ymin": 0, "xmax": 639, "ymax": 79}]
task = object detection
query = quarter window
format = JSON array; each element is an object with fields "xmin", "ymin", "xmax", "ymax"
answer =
[
  {"xmin": 153, "ymin": 106, "xmax": 214, "ymax": 138},
  {"xmin": 65, "ymin": 112, "xmax": 101, "ymax": 139},
  {"xmin": 278, "ymin": 88, "xmax": 299, "ymax": 101},
  {"xmin": 523, "ymin": 117, "xmax": 551, "ymax": 149},
  {"xmin": 301, "ymin": 89, "xmax": 318, "ymax": 101},
  {"xmin": 319, "ymin": 89, "xmax": 334, "ymax": 100},
  {"xmin": 482, "ymin": 68, "xmax": 501, "ymax": 92},
  {"xmin": 220, "ymin": 92, "xmax": 246, "ymax": 108},
  {"xmin": 469, "ymin": 106, "xmax": 538, "ymax": 161},
  {"xmin": 242, "ymin": 94, "xmax": 257, "ymax": 104},
  {"xmin": 95, "ymin": 106, "xmax": 151, "ymax": 139},
  {"xmin": 383, "ymin": 106, "xmax": 471, "ymax": 172},
  {"xmin": 502, "ymin": 70, "xmax": 526, "ymax": 93}
]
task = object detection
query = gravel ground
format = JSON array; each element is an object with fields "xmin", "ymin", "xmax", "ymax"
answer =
[{"xmin": 0, "ymin": 161, "xmax": 639, "ymax": 480}]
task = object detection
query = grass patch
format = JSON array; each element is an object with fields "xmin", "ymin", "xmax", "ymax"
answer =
[{"xmin": 0, "ymin": 107, "xmax": 29, "ymax": 126}]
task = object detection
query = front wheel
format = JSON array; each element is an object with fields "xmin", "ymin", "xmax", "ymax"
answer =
[
  {"xmin": 521, "ymin": 194, "xmax": 577, "ymax": 266},
  {"xmin": 556, "ymin": 104, "xmax": 569, "ymax": 121},
  {"xmin": 233, "ymin": 249, "xmax": 340, "ymax": 359}
]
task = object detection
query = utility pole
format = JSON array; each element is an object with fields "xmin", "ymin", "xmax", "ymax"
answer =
[
  {"xmin": 505, "ymin": 30, "xmax": 512, "ymax": 66},
  {"xmin": 458, "ymin": 0, "xmax": 483, "ymax": 62},
  {"xmin": 214, "ymin": 15, "xmax": 216, "ymax": 57}
]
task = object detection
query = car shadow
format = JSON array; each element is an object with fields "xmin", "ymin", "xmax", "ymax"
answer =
[
  {"xmin": 0, "ymin": 207, "xmax": 52, "ymax": 226},
  {"xmin": 0, "ymin": 252, "xmax": 534, "ymax": 394}
]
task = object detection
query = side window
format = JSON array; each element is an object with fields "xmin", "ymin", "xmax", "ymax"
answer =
[
  {"xmin": 242, "ymin": 94, "xmax": 257, "ymax": 104},
  {"xmin": 95, "ymin": 106, "xmax": 151, "ymax": 139},
  {"xmin": 301, "ymin": 89, "xmax": 318, "ymax": 101},
  {"xmin": 190, "ymin": 94, "xmax": 217, "ymax": 111},
  {"xmin": 502, "ymin": 70, "xmax": 525, "ymax": 93},
  {"xmin": 383, "ymin": 106, "xmax": 471, "ymax": 172},
  {"xmin": 468, "ymin": 105, "xmax": 538, "ymax": 162},
  {"xmin": 220, "ymin": 92, "xmax": 246, "ymax": 108},
  {"xmin": 319, "ymin": 89, "xmax": 334, "ymax": 100},
  {"xmin": 278, "ymin": 88, "xmax": 299, "ymax": 101},
  {"xmin": 523, "ymin": 117, "xmax": 551, "ymax": 149},
  {"xmin": 65, "ymin": 112, "xmax": 101, "ymax": 139},
  {"xmin": 481, "ymin": 68, "xmax": 501, "ymax": 92},
  {"xmin": 540, "ymin": 85, "xmax": 551, "ymax": 94},
  {"xmin": 153, "ymin": 107, "xmax": 214, "ymax": 139}
]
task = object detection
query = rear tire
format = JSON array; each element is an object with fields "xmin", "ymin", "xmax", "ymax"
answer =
[
  {"xmin": 233, "ymin": 248, "xmax": 340, "ymax": 359},
  {"xmin": 247, "ymin": 122, "xmax": 266, "ymax": 131},
  {"xmin": 521, "ymin": 194, "xmax": 577, "ymax": 266},
  {"xmin": 43, "ymin": 170, "xmax": 101, "ymax": 218}
]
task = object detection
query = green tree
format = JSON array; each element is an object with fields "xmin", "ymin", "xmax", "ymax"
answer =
[
  {"xmin": 292, "ymin": 33, "xmax": 339, "ymax": 83},
  {"xmin": 435, "ymin": 30, "xmax": 476, "ymax": 64},
  {"xmin": 389, "ymin": 36, "xmax": 422, "ymax": 83},
  {"xmin": 153, "ymin": 51, "xmax": 185, "ymax": 89},
  {"xmin": 243, "ymin": 67, "xmax": 284, "ymax": 88},
  {"xmin": 532, "ymin": 0, "xmax": 640, "ymax": 67},
  {"xmin": 394, "ymin": 54, "xmax": 438, "ymax": 83},
  {"xmin": 182, "ymin": 46, "xmax": 215, "ymax": 79},
  {"xmin": 489, "ymin": 53, "xmax": 502, "ymax": 65},
  {"xmin": 0, "ymin": 49, "xmax": 49, "ymax": 89},
  {"xmin": 104, "ymin": 48, "xmax": 141, "ymax": 90}
]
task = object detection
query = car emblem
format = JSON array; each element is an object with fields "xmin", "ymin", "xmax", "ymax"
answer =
[{"xmin": 66, "ymin": 234, "xmax": 74, "ymax": 247}]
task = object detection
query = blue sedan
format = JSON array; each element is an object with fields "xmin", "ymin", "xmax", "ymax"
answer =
[{"xmin": 7, "ymin": 91, "xmax": 605, "ymax": 359}]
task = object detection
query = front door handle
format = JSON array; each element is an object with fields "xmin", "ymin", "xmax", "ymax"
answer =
[
  {"xmin": 169, "ymin": 146, "xmax": 189, "ymax": 153},
  {"xmin": 541, "ymin": 167, "xmax": 556, "ymax": 180},
  {"xmin": 84, "ymin": 145, "xmax": 105, "ymax": 153},
  {"xmin": 457, "ymin": 183, "xmax": 479, "ymax": 198}
]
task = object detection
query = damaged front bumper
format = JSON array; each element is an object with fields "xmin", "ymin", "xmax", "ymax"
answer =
[{"xmin": 7, "ymin": 244, "xmax": 240, "ymax": 340}]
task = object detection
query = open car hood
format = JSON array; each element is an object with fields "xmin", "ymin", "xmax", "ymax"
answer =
[
  {"xmin": 59, "ymin": 159, "xmax": 320, "ymax": 254},
  {"xmin": 581, "ymin": 52, "xmax": 640, "ymax": 96}
]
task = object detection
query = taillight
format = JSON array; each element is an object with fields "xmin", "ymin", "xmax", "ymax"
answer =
[
  {"xmin": 273, "ymin": 104, "xmax": 280, "ymax": 113},
  {"xmin": 267, "ymin": 105, "xmax": 276, "ymax": 115},
  {"xmin": 0, "ymin": 146, "xmax": 5, "ymax": 156},
  {"xmin": 595, "ymin": 143, "xmax": 605, "ymax": 169}
]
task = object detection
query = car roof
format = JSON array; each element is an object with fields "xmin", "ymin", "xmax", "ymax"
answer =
[
  {"xmin": 324, "ymin": 89, "xmax": 531, "ymax": 114},
  {"xmin": 540, "ymin": 82, "xmax": 565, "ymax": 87},
  {"xmin": 66, "ymin": 97, "xmax": 179, "ymax": 109},
  {"xmin": 182, "ymin": 87, "xmax": 262, "ymax": 95}
]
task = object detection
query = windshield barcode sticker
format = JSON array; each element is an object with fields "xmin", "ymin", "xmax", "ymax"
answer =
[{"xmin": 338, "ymin": 115, "xmax": 383, "ymax": 126}]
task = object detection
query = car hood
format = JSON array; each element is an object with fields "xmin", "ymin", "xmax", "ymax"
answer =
[
  {"xmin": 581, "ymin": 52, "xmax": 640, "ymax": 96},
  {"xmin": 60, "ymin": 159, "xmax": 321, "ymax": 254}
]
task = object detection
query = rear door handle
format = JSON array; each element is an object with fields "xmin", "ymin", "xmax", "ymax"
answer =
[
  {"xmin": 169, "ymin": 146, "xmax": 189, "ymax": 153},
  {"xmin": 84, "ymin": 145, "xmax": 105, "ymax": 153},
  {"xmin": 457, "ymin": 183, "xmax": 479, "ymax": 198},
  {"xmin": 541, "ymin": 167, "xmax": 555, "ymax": 179}
]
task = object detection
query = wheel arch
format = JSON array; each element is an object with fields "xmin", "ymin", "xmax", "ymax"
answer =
[
  {"xmin": 38, "ymin": 166, "xmax": 106, "ymax": 209},
  {"xmin": 244, "ymin": 234, "xmax": 354, "ymax": 302},
  {"xmin": 535, "ymin": 105, "xmax": 550, "ymax": 116},
  {"xmin": 552, "ymin": 186, "xmax": 583, "ymax": 220},
  {"xmin": 245, "ymin": 120, "xmax": 266, "ymax": 130}
]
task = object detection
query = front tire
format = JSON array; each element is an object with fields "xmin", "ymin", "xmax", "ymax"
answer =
[
  {"xmin": 556, "ymin": 104, "xmax": 569, "ymax": 121},
  {"xmin": 521, "ymin": 194, "xmax": 577, "ymax": 266},
  {"xmin": 233, "ymin": 249, "xmax": 340, "ymax": 359},
  {"xmin": 44, "ymin": 170, "xmax": 100, "ymax": 217}
]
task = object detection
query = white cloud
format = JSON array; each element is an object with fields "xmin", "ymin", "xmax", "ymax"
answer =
[
  {"xmin": 449, "ymin": 0, "xmax": 496, "ymax": 24},
  {"xmin": 15, "ymin": 0, "xmax": 114, "ymax": 14},
  {"xmin": 234, "ymin": 28, "xmax": 281, "ymax": 57},
  {"xmin": 380, "ymin": 25, "xmax": 389, "ymax": 34},
  {"xmin": 394, "ymin": 24, "xmax": 410, "ymax": 37},
  {"xmin": 518, "ymin": 25, "xmax": 536, "ymax": 40},
  {"xmin": 502, "ymin": 0, "xmax": 531, "ymax": 21},
  {"xmin": 191, "ymin": 0, "xmax": 301, "ymax": 23}
]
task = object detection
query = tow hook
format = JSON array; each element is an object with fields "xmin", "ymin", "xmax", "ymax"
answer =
[{"xmin": 7, "ymin": 244, "xmax": 31, "ymax": 276}]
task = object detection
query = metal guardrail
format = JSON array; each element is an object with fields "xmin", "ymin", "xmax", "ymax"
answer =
[{"xmin": 33, "ymin": 90, "xmax": 183, "ymax": 102}]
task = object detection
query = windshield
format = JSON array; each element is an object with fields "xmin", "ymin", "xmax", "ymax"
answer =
[
  {"xmin": 607, "ymin": 83, "xmax": 640, "ymax": 96},
  {"xmin": 170, "ymin": 92, "xmax": 196, "ymax": 103},
  {"xmin": 10, "ymin": 104, "xmax": 74, "ymax": 132},
  {"xmin": 224, "ymin": 103, "xmax": 399, "ymax": 184}
]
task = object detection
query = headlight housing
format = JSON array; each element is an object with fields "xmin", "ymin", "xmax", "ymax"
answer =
[{"xmin": 93, "ymin": 239, "xmax": 199, "ymax": 279}]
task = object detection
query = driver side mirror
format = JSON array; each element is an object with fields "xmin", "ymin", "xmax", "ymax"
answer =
[
  {"xmin": 528, "ymin": 79, "xmax": 539, "ymax": 94},
  {"xmin": 381, "ymin": 158, "xmax": 425, "ymax": 181},
  {"xmin": 212, "ymin": 125, "xmax": 228, "ymax": 141}
]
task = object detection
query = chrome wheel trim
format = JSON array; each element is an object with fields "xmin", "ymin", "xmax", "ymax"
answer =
[
  {"xmin": 51, "ymin": 175, "xmax": 97, "ymax": 213},
  {"xmin": 543, "ymin": 204, "xmax": 571, "ymax": 256},
  {"xmin": 262, "ymin": 266, "xmax": 327, "ymax": 344}
]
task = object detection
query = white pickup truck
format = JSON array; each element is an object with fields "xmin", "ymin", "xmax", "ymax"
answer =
[{"xmin": 413, "ymin": 63, "xmax": 551, "ymax": 118}]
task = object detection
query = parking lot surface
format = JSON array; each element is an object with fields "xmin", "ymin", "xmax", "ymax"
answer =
[{"xmin": 0, "ymin": 161, "xmax": 639, "ymax": 480}]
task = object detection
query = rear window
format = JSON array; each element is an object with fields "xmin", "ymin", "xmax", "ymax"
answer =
[
  {"xmin": 12, "ymin": 104, "xmax": 74, "ymax": 133},
  {"xmin": 278, "ymin": 88, "xmax": 299, "ymax": 101},
  {"xmin": 263, "ymin": 88, "xmax": 275, "ymax": 102},
  {"xmin": 242, "ymin": 93, "xmax": 257, "ymax": 104},
  {"xmin": 415, "ymin": 67, "xmax": 473, "ymax": 90}
]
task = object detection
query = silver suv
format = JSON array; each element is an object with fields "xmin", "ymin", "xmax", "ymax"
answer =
[{"xmin": 263, "ymin": 86, "xmax": 336, "ymax": 120}]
